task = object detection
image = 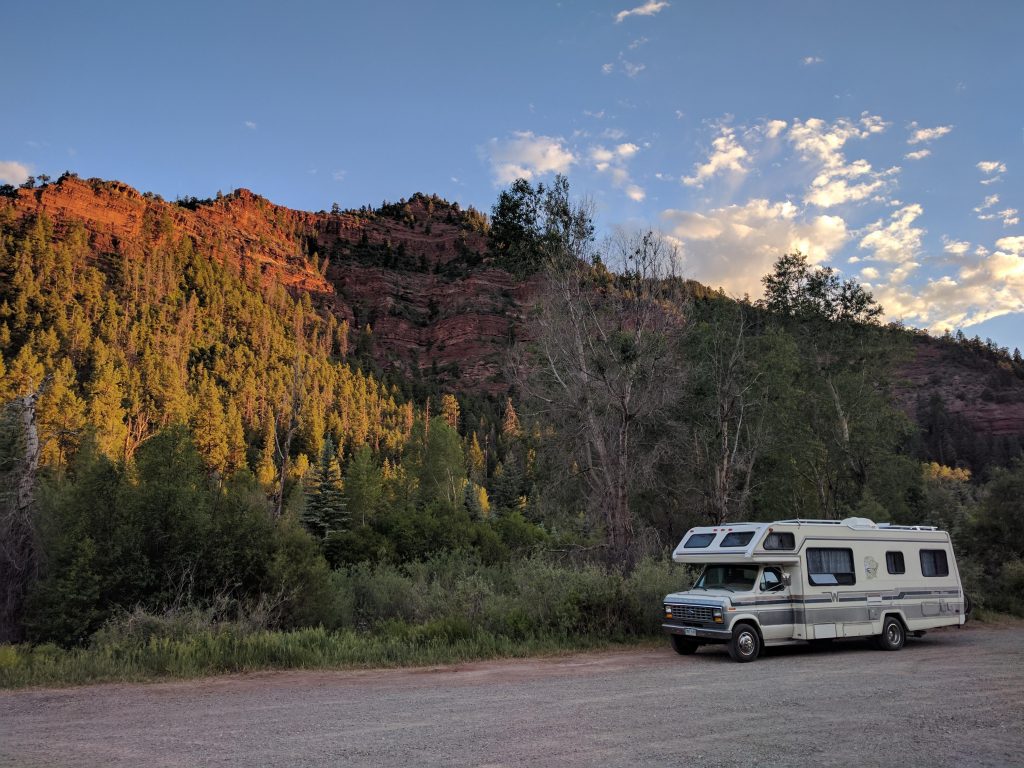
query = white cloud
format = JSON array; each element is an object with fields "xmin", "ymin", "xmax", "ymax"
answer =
[
  {"xmin": 621, "ymin": 59, "xmax": 646, "ymax": 78},
  {"xmin": 996, "ymin": 209, "xmax": 1020, "ymax": 226},
  {"xmin": 874, "ymin": 241, "xmax": 1024, "ymax": 331},
  {"xmin": 628, "ymin": 37, "xmax": 649, "ymax": 49},
  {"xmin": 601, "ymin": 62, "xmax": 614, "ymax": 75},
  {"xmin": 244, "ymin": 120, "xmax": 257, "ymax": 130},
  {"xmin": 682, "ymin": 125, "xmax": 749, "ymax": 187},
  {"xmin": 974, "ymin": 194, "xmax": 1018, "ymax": 225},
  {"xmin": 763, "ymin": 119, "xmax": 788, "ymax": 139},
  {"xmin": 591, "ymin": 143, "xmax": 643, "ymax": 201},
  {"xmin": 996, "ymin": 236, "xmax": 1024, "ymax": 255},
  {"xmin": 942, "ymin": 237, "xmax": 971, "ymax": 255},
  {"xmin": 615, "ymin": 1, "xmax": 669, "ymax": 23},
  {"xmin": 0, "ymin": 161, "xmax": 31, "ymax": 185},
  {"xmin": 974, "ymin": 194, "xmax": 999, "ymax": 212},
  {"xmin": 906, "ymin": 122, "xmax": 953, "ymax": 144},
  {"xmin": 858, "ymin": 204, "xmax": 925, "ymax": 266},
  {"xmin": 905, "ymin": 149, "xmax": 931, "ymax": 161},
  {"xmin": 661, "ymin": 198, "xmax": 849, "ymax": 296},
  {"xmin": 332, "ymin": 170, "xmax": 346, "ymax": 182},
  {"xmin": 977, "ymin": 160, "xmax": 1006, "ymax": 175},
  {"xmin": 626, "ymin": 185, "xmax": 646, "ymax": 202},
  {"xmin": 801, "ymin": 56, "xmax": 824, "ymax": 66},
  {"xmin": 789, "ymin": 114, "xmax": 896, "ymax": 207},
  {"xmin": 860, "ymin": 266, "xmax": 880, "ymax": 280},
  {"xmin": 487, "ymin": 131, "xmax": 576, "ymax": 184},
  {"xmin": 978, "ymin": 160, "xmax": 1007, "ymax": 185}
]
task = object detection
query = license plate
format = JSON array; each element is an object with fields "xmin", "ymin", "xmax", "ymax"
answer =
[{"xmin": 684, "ymin": 628, "xmax": 696, "ymax": 637}]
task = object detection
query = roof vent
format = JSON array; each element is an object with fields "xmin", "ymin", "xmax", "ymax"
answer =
[{"xmin": 842, "ymin": 517, "xmax": 877, "ymax": 529}]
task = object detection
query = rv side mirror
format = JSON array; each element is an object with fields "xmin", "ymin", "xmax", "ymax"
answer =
[{"xmin": 782, "ymin": 573, "xmax": 791, "ymax": 587}]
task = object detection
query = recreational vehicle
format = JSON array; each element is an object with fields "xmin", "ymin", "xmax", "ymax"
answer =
[{"xmin": 662, "ymin": 517, "xmax": 967, "ymax": 662}]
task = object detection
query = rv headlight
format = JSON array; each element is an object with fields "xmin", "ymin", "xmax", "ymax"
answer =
[
  {"xmin": 664, "ymin": 605, "xmax": 673, "ymax": 619},
  {"xmin": 713, "ymin": 608, "xmax": 723, "ymax": 624}
]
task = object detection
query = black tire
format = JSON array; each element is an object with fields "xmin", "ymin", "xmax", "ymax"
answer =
[
  {"xmin": 727, "ymin": 623, "xmax": 761, "ymax": 663},
  {"xmin": 963, "ymin": 592, "xmax": 973, "ymax": 619},
  {"xmin": 876, "ymin": 616, "xmax": 905, "ymax": 651},
  {"xmin": 670, "ymin": 634, "xmax": 699, "ymax": 655}
]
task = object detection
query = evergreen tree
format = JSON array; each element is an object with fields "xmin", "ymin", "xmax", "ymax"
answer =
[
  {"xmin": 36, "ymin": 357, "xmax": 86, "ymax": 466},
  {"xmin": 256, "ymin": 422, "xmax": 279, "ymax": 492},
  {"xmin": 344, "ymin": 443, "xmax": 382, "ymax": 526},
  {"xmin": 419, "ymin": 416, "xmax": 466, "ymax": 508},
  {"xmin": 191, "ymin": 376, "xmax": 229, "ymax": 476},
  {"xmin": 302, "ymin": 435, "xmax": 348, "ymax": 539},
  {"xmin": 85, "ymin": 361, "xmax": 128, "ymax": 461}
]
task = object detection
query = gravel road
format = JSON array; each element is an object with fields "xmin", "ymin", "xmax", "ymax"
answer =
[{"xmin": 2, "ymin": 622, "xmax": 1022, "ymax": 768}]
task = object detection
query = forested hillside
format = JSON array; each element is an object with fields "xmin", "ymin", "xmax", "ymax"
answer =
[{"xmin": 1, "ymin": 173, "xmax": 1022, "ymax": 659}]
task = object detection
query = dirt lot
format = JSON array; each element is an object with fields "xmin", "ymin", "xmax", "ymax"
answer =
[{"xmin": 2, "ymin": 622, "xmax": 1022, "ymax": 768}]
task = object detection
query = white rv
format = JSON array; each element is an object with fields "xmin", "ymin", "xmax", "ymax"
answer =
[{"xmin": 662, "ymin": 517, "xmax": 967, "ymax": 662}]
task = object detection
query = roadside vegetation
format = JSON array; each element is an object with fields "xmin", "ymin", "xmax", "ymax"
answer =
[{"xmin": 0, "ymin": 554, "xmax": 686, "ymax": 687}]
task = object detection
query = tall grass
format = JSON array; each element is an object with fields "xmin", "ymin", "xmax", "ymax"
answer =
[{"xmin": 0, "ymin": 554, "xmax": 694, "ymax": 689}]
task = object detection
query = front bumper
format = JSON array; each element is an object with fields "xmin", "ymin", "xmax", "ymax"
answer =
[{"xmin": 662, "ymin": 624, "xmax": 732, "ymax": 641}]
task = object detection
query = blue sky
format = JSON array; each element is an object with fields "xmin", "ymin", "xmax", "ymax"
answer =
[{"xmin": 3, "ymin": 1, "xmax": 1022, "ymax": 351}]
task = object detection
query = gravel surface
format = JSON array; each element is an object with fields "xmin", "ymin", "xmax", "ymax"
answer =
[{"xmin": 2, "ymin": 622, "xmax": 1022, "ymax": 768}]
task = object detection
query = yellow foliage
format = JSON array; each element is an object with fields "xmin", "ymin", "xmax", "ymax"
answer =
[{"xmin": 923, "ymin": 462, "xmax": 971, "ymax": 484}]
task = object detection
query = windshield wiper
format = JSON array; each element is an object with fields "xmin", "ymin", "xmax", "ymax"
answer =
[{"xmin": 718, "ymin": 585, "xmax": 736, "ymax": 593}]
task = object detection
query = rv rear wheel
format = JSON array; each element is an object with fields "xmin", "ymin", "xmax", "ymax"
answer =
[
  {"xmin": 876, "ymin": 616, "xmax": 905, "ymax": 651},
  {"xmin": 728, "ymin": 623, "xmax": 761, "ymax": 663},
  {"xmin": 670, "ymin": 635, "xmax": 699, "ymax": 655}
]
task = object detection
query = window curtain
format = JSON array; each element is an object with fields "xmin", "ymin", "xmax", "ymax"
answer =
[{"xmin": 808, "ymin": 548, "xmax": 853, "ymax": 575}]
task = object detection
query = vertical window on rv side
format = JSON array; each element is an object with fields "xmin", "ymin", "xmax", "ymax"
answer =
[
  {"xmin": 920, "ymin": 549, "xmax": 949, "ymax": 577},
  {"xmin": 806, "ymin": 548, "xmax": 856, "ymax": 586},
  {"xmin": 886, "ymin": 551, "xmax": 906, "ymax": 575}
]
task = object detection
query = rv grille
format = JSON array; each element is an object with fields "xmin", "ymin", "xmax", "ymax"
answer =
[{"xmin": 668, "ymin": 605, "xmax": 714, "ymax": 623}]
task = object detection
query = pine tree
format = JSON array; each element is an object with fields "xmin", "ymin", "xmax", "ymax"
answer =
[
  {"xmin": 3, "ymin": 346, "xmax": 45, "ymax": 398},
  {"xmin": 419, "ymin": 416, "xmax": 466, "ymax": 507},
  {"xmin": 302, "ymin": 435, "xmax": 348, "ymax": 539},
  {"xmin": 36, "ymin": 357, "xmax": 86, "ymax": 466},
  {"xmin": 344, "ymin": 443, "xmax": 382, "ymax": 526},
  {"xmin": 86, "ymin": 361, "xmax": 128, "ymax": 460},
  {"xmin": 224, "ymin": 400, "xmax": 247, "ymax": 476},
  {"xmin": 256, "ymin": 422, "xmax": 279, "ymax": 492},
  {"xmin": 191, "ymin": 376, "xmax": 229, "ymax": 476}
]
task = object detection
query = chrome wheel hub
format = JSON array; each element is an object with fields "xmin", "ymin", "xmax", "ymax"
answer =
[{"xmin": 738, "ymin": 633, "xmax": 755, "ymax": 655}]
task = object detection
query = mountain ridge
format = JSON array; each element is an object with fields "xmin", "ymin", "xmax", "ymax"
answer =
[{"xmin": 4, "ymin": 174, "xmax": 1023, "ymax": 458}]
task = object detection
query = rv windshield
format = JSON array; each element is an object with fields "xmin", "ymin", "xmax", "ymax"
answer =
[{"xmin": 695, "ymin": 564, "xmax": 759, "ymax": 593}]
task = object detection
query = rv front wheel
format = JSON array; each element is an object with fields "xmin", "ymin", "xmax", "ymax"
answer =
[
  {"xmin": 670, "ymin": 635, "xmax": 699, "ymax": 655},
  {"xmin": 876, "ymin": 616, "xmax": 905, "ymax": 651},
  {"xmin": 728, "ymin": 623, "xmax": 761, "ymax": 663}
]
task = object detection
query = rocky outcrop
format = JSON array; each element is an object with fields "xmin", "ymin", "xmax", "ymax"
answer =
[{"xmin": 895, "ymin": 337, "xmax": 1024, "ymax": 437}]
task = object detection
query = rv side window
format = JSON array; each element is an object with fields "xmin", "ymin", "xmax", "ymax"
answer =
[
  {"xmin": 806, "ymin": 548, "xmax": 855, "ymax": 586},
  {"xmin": 763, "ymin": 532, "xmax": 795, "ymax": 550},
  {"xmin": 721, "ymin": 531, "xmax": 755, "ymax": 547},
  {"xmin": 886, "ymin": 551, "xmax": 906, "ymax": 575},
  {"xmin": 684, "ymin": 533, "xmax": 715, "ymax": 549},
  {"xmin": 920, "ymin": 549, "xmax": 949, "ymax": 577}
]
